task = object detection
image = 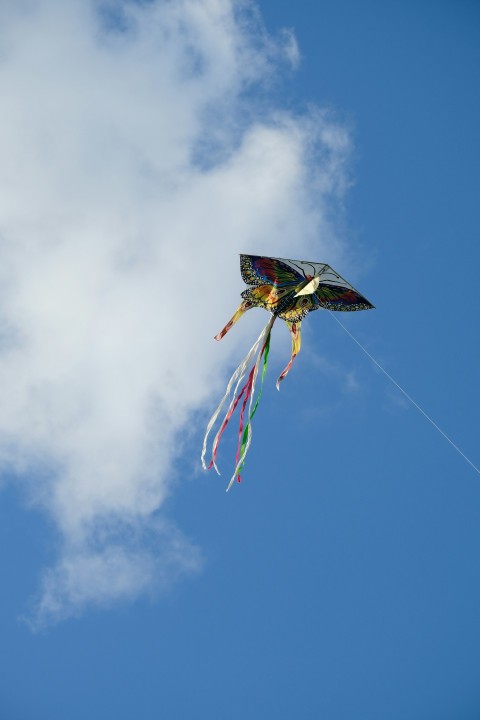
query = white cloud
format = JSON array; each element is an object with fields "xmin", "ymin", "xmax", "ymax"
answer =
[
  {"xmin": 279, "ymin": 27, "xmax": 301, "ymax": 70},
  {"xmin": 0, "ymin": 0, "xmax": 352, "ymax": 626}
]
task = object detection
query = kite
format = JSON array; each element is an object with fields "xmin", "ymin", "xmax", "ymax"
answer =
[{"xmin": 201, "ymin": 254, "xmax": 374, "ymax": 490}]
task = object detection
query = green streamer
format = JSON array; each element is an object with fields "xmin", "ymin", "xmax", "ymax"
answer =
[{"xmin": 237, "ymin": 328, "xmax": 272, "ymax": 475}]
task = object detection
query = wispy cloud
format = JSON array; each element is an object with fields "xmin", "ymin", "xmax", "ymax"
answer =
[
  {"xmin": 304, "ymin": 347, "xmax": 363, "ymax": 399},
  {"xmin": 0, "ymin": 0, "xmax": 352, "ymax": 627}
]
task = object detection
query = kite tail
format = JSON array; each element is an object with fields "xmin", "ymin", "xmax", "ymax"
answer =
[
  {"xmin": 226, "ymin": 317, "xmax": 273, "ymax": 491},
  {"xmin": 214, "ymin": 300, "xmax": 253, "ymax": 341},
  {"xmin": 202, "ymin": 315, "xmax": 275, "ymax": 490},
  {"xmin": 201, "ymin": 316, "xmax": 273, "ymax": 474},
  {"xmin": 276, "ymin": 321, "xmax": 302, "ymax": 390}
]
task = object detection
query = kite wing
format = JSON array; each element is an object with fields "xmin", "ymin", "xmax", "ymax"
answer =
[
  {"xmin": 240, "ymin": 285, "xmax": 297, "ymax": 315},
  {"xmin": 277, "ymin": 294, "xmax": 320, "ymax": 322},
  {"xmin": 240, "ymin": 254, "xmax": 305, "ymax": 288},
  {"xmin": 315, "ymin": 282, "xmax": 374, "ymax": 311},
  {"xmin": 239, "ymin": 254, "xmax": 315, "ymax": 316},
  {"xmin": 311, "ymin": 264, "xmax": 374, "ymax": 311}
]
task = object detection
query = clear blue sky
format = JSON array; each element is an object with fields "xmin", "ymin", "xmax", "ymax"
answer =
[{"xmin": 1, "ymin": 1, "xmax": 480, "ymax": 718}]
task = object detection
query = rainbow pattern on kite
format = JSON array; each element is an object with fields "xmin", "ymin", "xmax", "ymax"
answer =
[{"xmin": 201, "ymin": 254, "xmax": 374, "ymax": 490}]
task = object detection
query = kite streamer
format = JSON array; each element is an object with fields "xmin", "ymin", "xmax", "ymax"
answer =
[
  {"xmin": 202, "ymin": 254, "xmax": 374, "ymax": 490},
  {"xmin": 202, "ymin": 315, "xmax": 275, "ymax": 490}
]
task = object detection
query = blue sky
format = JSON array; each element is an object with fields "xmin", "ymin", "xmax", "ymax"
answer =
[{"xmin": 1, "ymin": 0, "xmax": 479, "ymax": 718}]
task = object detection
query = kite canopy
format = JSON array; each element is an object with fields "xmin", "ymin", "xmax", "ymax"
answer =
[
  {"xmin": 202, "ymin": 254, "xmax": 374, "ymax": 490},
  {"xmin": 239, "ymin": 254, "xmax": 374, "ymax": 319}
]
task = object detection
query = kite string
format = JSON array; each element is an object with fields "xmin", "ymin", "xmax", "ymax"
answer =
[{"xmin": 328, "ymin": 311, "xmax": 480, "ymax": 476}]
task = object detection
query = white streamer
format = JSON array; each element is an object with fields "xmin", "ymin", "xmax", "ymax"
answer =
[
  {"xmin": 226, "ymin": 315, "xmax": 275, "ymax": 491},
  {"xmin": 201, "ymin": 318, "xmax": 273, "ymax": 474}
]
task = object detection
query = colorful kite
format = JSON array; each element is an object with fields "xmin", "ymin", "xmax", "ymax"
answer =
[{"xmin": 201, "ymin": 254, "xmax": 374, "ymax": 490}]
